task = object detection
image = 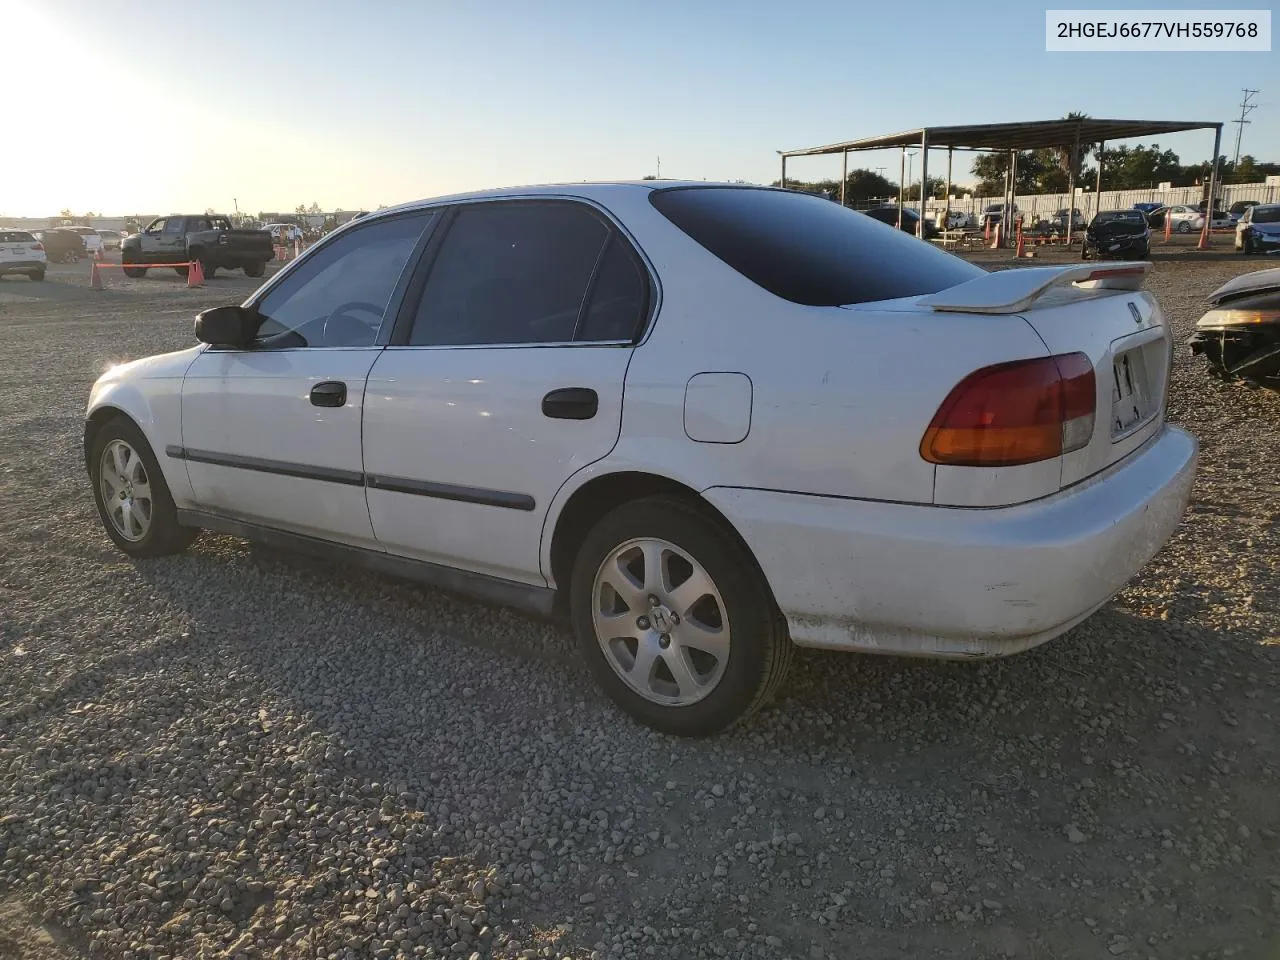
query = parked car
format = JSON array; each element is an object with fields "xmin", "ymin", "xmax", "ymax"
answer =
[
  {"xmin": 0, "ymin": 229, "xmax": 47, "ymax": 281},
  {"xmin": 1161, "ymin": 204, "xmax": 1232, "ymax": 234},
  {"xmin": 1132, "ymin": 202, "xmax": 1164, "ymax": 215},
  {"xmin": 1188, "ymin": 266, "xmax": 1280, "ymax": 386},
  {"xmin": 263, "ymin": 222, "xmax": 304, "ymax": 244},
  {"xmin": 1234, "ymin": 203, "xmax": 1280, "ymax": 255},
  {"xmin": 860, "ymin": 205, "xmax": 938, "ymax": 239},
  {"xmin": 61, "ymin": 225, "xmax": 103, "ymax": 256},
  {"xmin": 35, "ymin": 228, "xmax": 86, "ymax": 263},
  {"xmin": 980, "ymin": 203, "xmax": 1018, "ymax": 228},
  {"xmin": 98, "ymin": 229, "xmax": 123, "ymax": 251},
  {"xmin": 1228, "ymin": 199, "xmax": 1259, "ymax": 222},
  {"xmin": 1081, "ymin": 209, "xmax": 1151, "ymax": 260},
  {"xmin": 121, "ymin": 215, "xmax": 273, "ymax": 278},
  {"xmin": 83, "ymin": 182, "xmax": 1196, "ymax": 737}
]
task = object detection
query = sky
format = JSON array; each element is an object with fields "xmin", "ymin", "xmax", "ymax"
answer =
[{"xmin": 2, "ymin": 0, "xmax": 1277, "ymax": 217}]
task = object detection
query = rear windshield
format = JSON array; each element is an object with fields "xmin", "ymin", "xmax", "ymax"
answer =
[
  {"xmin": 0, "ymin": 231, "xmax": 35, "ymax": 243},
  {"xmin": 1252, "ymin": 207, "xmax": 1280, "ymax": 224},
  {"xmin": 648, "ymin": 186, "xmax": 983, "ymax": 306},
  {"xmin": 66, "ymin": 226, "xmax": 97, "ymax": 235}
]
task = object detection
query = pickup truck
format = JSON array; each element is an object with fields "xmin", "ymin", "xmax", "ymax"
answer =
[{"xmin": 121, "ymin": 215, "xmax": 273, "ymax": 279}]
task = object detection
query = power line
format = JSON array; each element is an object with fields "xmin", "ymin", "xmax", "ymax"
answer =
[{"xmin": 1231, "ymin": 88, "xmax": 1260, "ymax": 168}]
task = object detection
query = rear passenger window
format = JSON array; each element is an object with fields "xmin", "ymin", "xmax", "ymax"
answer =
[
  {"xmin": 408, "ymin": 202, "xmax": 610, "ymax": 346},
  {"xmin": 578, "ymin": 237, "xmax": 647, "ymax": 342}
]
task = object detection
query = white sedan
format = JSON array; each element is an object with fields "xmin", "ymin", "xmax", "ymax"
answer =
[
  {"xmin": 1164, "ymin": 204, "xmax": 1233, "ymax": 233},
  {"xmin": 83, "ymin": 182, "xmax": 1197, "ymax": 736}
]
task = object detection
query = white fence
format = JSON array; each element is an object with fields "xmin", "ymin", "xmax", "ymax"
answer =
[{"xmin": 920, "ymin": 180, "xmax": 1280, "ymax": 222}]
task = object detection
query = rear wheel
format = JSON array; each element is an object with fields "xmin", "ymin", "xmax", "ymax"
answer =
[
  {"xmin": 569, "ymin": 496, "xmax": 793, "ymax": 737},
  {"xmin": 1244, "ymin": 236, "xmax": 1255, "ymax": 255},
  {"xmin": 174, "ymin": 265, "xmax": 189, "ymax": 277},
  {"xmin": 244, "ymin": 260, "xmax": 266, "ymax": 278},
  {"xmin": 28, "ymin": 268, "xmax": 45, "ymax": 281},
  {"xmin": 88, "ymin": 416, "xmax": 199, "ymax": 558},
  {"xmin": 1176, "ymin": 221, "xmax": 1192, "ymax": 234}
]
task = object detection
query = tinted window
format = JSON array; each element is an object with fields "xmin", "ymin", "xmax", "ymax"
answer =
[
  {"xmin": 1253, "ymin": 207, "xmax": 1280, "ymax": 224},
  {"xmin": 578, "ymin": 236, "xmax": 647, "ymax": 342},
  {"xmin": 0, "ymin": 231, "xmax": 34, "ymax": 242},
  {"xmin": 650, "ymin": 187, "xmax": 982, "ymax": 307},
  {"xmin": 251, "ymin": 212, "xmax": 432, "ymax": 349},
  {"xmin": 408, "ymin": 202, "xmax": 609, "ymax": 346},
  {"xmin": 163, "ymin": 219, "xmax": 183, "ymax": 234}
]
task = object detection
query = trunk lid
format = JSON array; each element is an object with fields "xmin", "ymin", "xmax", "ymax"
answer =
[
  {"xmin": 1015, "ymin": 283, "xmax": 1170, "ymax": 487},
  {"xmin": 909, "ymin": 261, "xmax": 1171, "ymax": 500}
]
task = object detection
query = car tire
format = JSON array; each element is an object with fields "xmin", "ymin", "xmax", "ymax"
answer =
[
  {"xmin": 1243, "ymin": 237, "xmax": 1255, "ymax": 255},
  {"xmin": 203, "ymin": 262, "xmax": 217, "ymax": 279},
  {"xmin": 123, "ymin": 266, "xmax": 147, "ymax": 278},
  {"xmin": 569, "ymin": 495, "xmax": 794, "ymax": 737},
  {"xmin": 244, "ymin": 261, "xmax": 266, "ymax": 278},
  {"xmin": 174, "ymin": 265, "xmax": 189, "ymax": 277},
  {"xmin": 1177, "ymin": 221, "xmax": 1192, "ymax": 234},
  {"xmin": 88, "ymin": 416, "xmax": 199, "ymax": 558},
  {"xmin": 28, "ymin": 268, "xmax": 45, "ymax": 281}
]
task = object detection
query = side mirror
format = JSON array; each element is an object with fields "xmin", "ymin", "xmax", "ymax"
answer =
[{"xmin": 195, "ymin": 305, "xmax": 262, "ymax": 348}]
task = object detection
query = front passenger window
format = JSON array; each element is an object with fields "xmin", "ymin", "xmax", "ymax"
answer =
[{"xmin": 251, "ymin": 212, "xmax": 433, "ymax": 349}]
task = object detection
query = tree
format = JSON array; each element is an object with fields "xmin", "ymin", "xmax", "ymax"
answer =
[
  {"xmin": 1053, "ymin": 111, "xmax": 1097, "ymax": 190},
  {"xmin": 1099, "ymin": 143, "xmax": 1183, "ymax": 190},
  {"xmin": 642, "ymin": 174, "xmax": 657, "ymax": 180},
  {"xmin": 843, "ymin": 168, "xmax": 895, "ymax": 203},
  {"xmin": 972, "ymin": 151, "xmax": 1046, "ymax": 195}
]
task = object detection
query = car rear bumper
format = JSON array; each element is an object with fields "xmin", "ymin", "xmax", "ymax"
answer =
[
  {"xmin": 0, "ymin": 260, "xmax": 46, "ymax": 272},
  {"xmin": 704, "ymin": 424, "xmax": 1197, "ymax": 659}
]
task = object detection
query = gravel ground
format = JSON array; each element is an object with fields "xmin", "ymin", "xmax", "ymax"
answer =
[{"xmin": 1, "ymin": 254, "xmax": 1278, "ymax": 960}]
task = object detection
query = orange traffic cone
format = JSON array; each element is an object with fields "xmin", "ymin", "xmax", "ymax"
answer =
[
  {"xmin": 1197, "ymin": 218, "xmax": 1210, "ymax": 251},
  {"xmin": 90, "ymin": 260, "xmax": 103, "ymax": 290},
  {"xmin": 187, "ymin": 259, "xmax": 204, "ymax": 288},
  {"xmin": 94, "ymin": 246, "xmax": 104, "ymax": 262},
  {"xmin": 1164, "ymin": 214, "xmax": 1172, "ymax": 243},
  {"xmin": 1015, "ymin": 217, "xmax": 1025, "ymax": 257}
]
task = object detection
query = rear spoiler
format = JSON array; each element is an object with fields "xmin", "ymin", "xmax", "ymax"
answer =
[{"xmin": 918, "ymin": 262, "xmax": 1151, "ymax": 315}]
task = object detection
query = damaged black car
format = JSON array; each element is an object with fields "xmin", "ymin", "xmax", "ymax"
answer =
[
  {"xmin": 1188, "ymin": 266, "xmax": 1280, "ymax": 387},
  {"xmin": 1081, "ymin": 209, "xmax": 1150, "ymax": 260}
]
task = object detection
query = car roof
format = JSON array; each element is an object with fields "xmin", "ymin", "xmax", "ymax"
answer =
[{"xmin": 368, "ymin": 180, "xmax": 748, "ymax": 219}]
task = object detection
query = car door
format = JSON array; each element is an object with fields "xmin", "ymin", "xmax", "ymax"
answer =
[
  {"xmin": 177, "ymin": 210, "xmax": 437, "ymax": 547},
  {"xmin": 362, "ymin": 198, "xmax": 652, "ymax": 585}
]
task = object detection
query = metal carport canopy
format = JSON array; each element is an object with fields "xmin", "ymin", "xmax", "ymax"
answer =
[
  {"xmin": 779, "ymin": 117, "xmax": 1224, "ymax": 250},
  {"xmin": 779, "ymin": 118, "xmax": 1222, "ymax": 156}
]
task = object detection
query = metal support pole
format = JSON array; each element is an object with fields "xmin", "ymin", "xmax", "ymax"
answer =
[
  {"xmin": 1007, "ymin": 149, "xmax": 1018, "ymax": 249},
  {"xmin": 1065, "ymin": 129, "xmax": 1080, "ymax": 243},
  {"xmin": 898, "ymin": 148, "xmax": 906, "ymax": 230},
  {"xmin": 1200, "ymin": 124, "xmax": 1223, "ymax": 250},
  {"xmin": 944, "ymin": 147, "xmax": 953, "ymax": 232},
  {"xmin": 1094, "ymin": 141, "xmax": 1105, "ymax": 221},
  {"xmin": 918, "ymin": 131, "xmax": 929, "ymax": 238},
  {"xmin": 779, "ymin": 154, "xmax": 787, "ymax": 191},
  {"xmin": 840, "ymin": 150, "xmax": 848, "ymax": 206}
]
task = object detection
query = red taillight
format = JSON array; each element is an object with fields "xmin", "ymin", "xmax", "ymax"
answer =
[
  {"xmin": 921, "ymin": 352, "xmax": 1096, "ymax": 467},
  {"xmin": 32, "ymin": 242, "xmax": 44, "ymax": 251}
]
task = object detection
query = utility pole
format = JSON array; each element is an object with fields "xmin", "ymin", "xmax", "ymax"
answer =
[
  {"xmin": 1231, "ymin": 88, "xmax": 1260, "ymax": 168},
  {"xmin": 656, "ymin": 155, "xmax": 661, "ymax": 179}
]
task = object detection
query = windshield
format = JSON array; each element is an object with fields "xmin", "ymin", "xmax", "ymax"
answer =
[
  {"xmin": 649, "ymin": 186, "xmax": 982, "ymax": 307},
  {"xmin": 1252, "ymin": 207, "xmax": 1280, "ymax": 224},
  {"xmin": 1094, "ymin": 211, "xmax": 1146, "ymax": 225}
]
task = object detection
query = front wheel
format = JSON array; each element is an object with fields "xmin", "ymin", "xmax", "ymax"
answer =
[
  {"xmin": 1176, "ymin": 221, "xmax": 1192, "ymax": 234},
  {"xmin": 243, "ymin": 260, "xmax": 266, "ymax": 278},
  {"xmin": 1243, "ymin": 236, "xmax": 1255, "ymax": 255},
  {"xmin": 88, "ymin": 416, "xmax": 199, "ymax": 558},
  {"xmin": 569, "ymin": 496, "xmax": 793, "ymax": 737}
]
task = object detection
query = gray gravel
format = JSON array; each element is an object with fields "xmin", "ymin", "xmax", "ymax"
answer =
[{"xmin": 1, "ymin": 255, "xmax": 1278, "ymax": 960}]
